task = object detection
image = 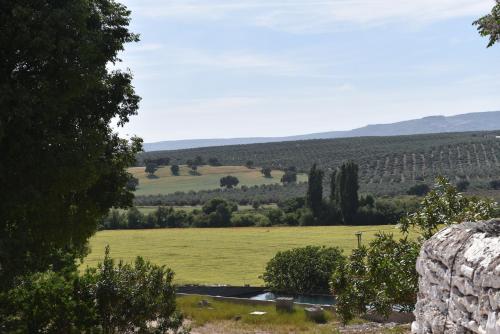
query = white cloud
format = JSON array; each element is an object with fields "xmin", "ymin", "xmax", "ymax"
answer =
[
  {"xmin": 123, "ymin": 0, "xmax": 494, "ymax": 32},
  {"xmin": 163, "ymin": 48, "xmax": 304, "ymax": 75}
]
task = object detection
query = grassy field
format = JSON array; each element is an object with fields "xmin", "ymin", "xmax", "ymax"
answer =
[
  {"xmin": 129, "ymin": 165, "xmax": 307, "ymax": 196},
  {"xmin": 84, "ymin": 226, "xmax": 404, "ymax": 286},
  {"xmin": 178, "ymin": 295, "xmax": 410, "ymax": 333},
  {"xmin": 179, "ymin": 295, "xmax": 336, "ymax": 334}
]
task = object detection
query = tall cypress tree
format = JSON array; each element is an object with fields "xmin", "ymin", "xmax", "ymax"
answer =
[
  {"xmin": 306, "ymin": 164, "xmax": 324, "ymax": 217},
  {"xmin": 329, "ymin": 170, "xmax": 337, "ymax": 202},
  {"xmin": 336, "ymin": 161, "xmax": 359, "ymax": 224}
]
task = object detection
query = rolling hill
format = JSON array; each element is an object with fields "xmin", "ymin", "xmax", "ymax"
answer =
[
  {"xmin": 144, "ymin": 111, "xmax": 500, "ymax": 151},
  {"xmin": 140, "ymin": 131, "xmax": 500, "ymax": 196}
]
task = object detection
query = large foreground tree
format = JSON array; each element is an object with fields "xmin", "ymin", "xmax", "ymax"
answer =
[{"xmin": 0, "ymin": 0, "xmax": 142, "ymax": 289}]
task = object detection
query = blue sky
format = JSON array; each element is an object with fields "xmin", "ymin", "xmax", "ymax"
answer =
[{"xmin": 115, "ymin": 0, "xmax": 500, "ymax": 142}]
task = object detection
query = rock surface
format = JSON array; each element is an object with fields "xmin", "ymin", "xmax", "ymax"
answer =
[{"xmin": 412, "ymin": 219, "xmax": 500, "ymax": 333}]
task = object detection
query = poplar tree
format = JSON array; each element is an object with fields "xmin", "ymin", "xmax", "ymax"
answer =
[
  {"xmin": 336, "ymin": 161, "xmax": 359, "ymax": 224},
  {"xmin": 306, "ymin": 164, "xmax": 324, "ymax": 217}
]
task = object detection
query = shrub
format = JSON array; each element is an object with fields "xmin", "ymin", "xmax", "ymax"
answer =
[
  {"xmin": 333, "ymin": 177, "xmax": 498, "ymax": 325},
  {"xmin": 489, "ymin": 179, "xmax": 500, "ymax": 190},
  {"xmin": 0, "ymin": 270, "xmax": 90, "ymax": 332},
  {"xmin": 456, "ymin": 180, "xmax": 470, "ymax": 192},
  {"xmin": 331, "ymin": 234, "xmax": 420, "ymax": 324},
  {"xmin": 0, "ymin": 248, "xmax": 186, "ymax": 333},
  {"xmin": 298, "ymin": 208, "xmax": 317, "ymax": 226},
  {"xmin": 400, "ymin": 177, "xmax": 497, "ymax": 239},
  {"xmin": 266, "ymin": 208, "xmax": 284, "ymax": 225},
  {"xmin": 262, "ymin": 246, "xmax": 345, "ymax": 294},
  {"xmin": 220, "ymin": 175, "xmax": 240, "ymax": 189},
  {"xmin": 261, "ymin": 167, "xmax": 272, "ymax": 178},
  {"xmin": 231, "ymin": 214, "xmax": 258, "ymax": 227},
  {"xmin": 127, "ymin": 207, "xmax": 145, "ymax": 229},
  {"xmin": 171, "ymin": 165, "xmax": 180, "ymax": 176},
  {"xmin": 407, "ymin": 183, "xmax": 430, "ymax": 196},
  {"xmin": 81, "ymin": 247, "xmax": 184, "ymax": 333},
  {"xmin": 282, "ymin": 212, "xmax": 300, "ymax": 226},
  {"xmin": 278, "ymin": 197, "xmax": 306, "ymax": 213},
  {"xmin": 202, "ymin": 198, "xmax": 237, "ymax": 215},
  {"xmin": 208, "ymin": 157, "xmax": 222, "ymax": 166}
]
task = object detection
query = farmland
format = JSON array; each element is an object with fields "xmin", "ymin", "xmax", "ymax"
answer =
[
  {"xmin": 130, "ymin": 165, "xmax": 307, "ymax": 196},
  {"xmin": 84, "ymin": 225, "xmax": 405, "ymax": 286},
  {"xmin": 140, "ymin": 131, "xmax": 500, "ymax": 195}
]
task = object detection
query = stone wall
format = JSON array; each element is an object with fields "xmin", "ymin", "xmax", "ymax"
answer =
[{"xmin": 412, "ymin": 219, "xmax": 500, "ymax": 334}]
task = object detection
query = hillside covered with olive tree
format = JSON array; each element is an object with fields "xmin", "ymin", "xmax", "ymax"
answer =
[{"xmin": 139, "ymin": 131, "xmax": 500, "ymax": 196}]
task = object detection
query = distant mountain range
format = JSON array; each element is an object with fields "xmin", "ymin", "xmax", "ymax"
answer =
[{"xmin": 144, "ymin": 111, "xmax": 500, "ymax": 152}]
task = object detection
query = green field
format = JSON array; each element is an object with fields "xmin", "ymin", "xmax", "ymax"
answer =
[
  {"xmin": 84, "ymin": 226, "xmax": 404, "ymax": 286},
  {"xmin": 130, "ymin": 165, "xmax": 307, "ymax": 196}
]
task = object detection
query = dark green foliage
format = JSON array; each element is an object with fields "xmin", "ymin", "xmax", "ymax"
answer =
[
  {"xmin": 332, "ymin": 179, "xmax": 498, "ymax": 324},
  {"xmin": 474, "ymin": 0, "xmax": 500, "ymax": 47},
  {"xmin": 335, "ymin": 161, "xmax": 359, "ymax": 224},
  {"xmin": 194, "ymin": 156, "xmax": 204, "ymax": 166},
  {"xmin": 400, "ymin": 177, "xmax": 497, "ymax": 239},
  {"xmin": 107, "ymin": 210, "xmax": 128, "ymax": 229},
  {"xmin": 145, "ymin": 162, "xmax": 159, "ymax": 176},
  {"xmin": 306, "ymin": 164, "xmax": 324, "ymax": 217},
  {"xmin": 330, "ymin": 248, "xmax": 368, "ymax": 324},
  {"xmin": 263, "ymin": 246, "xmax": 345, "ymax": 294},
  {"xmin": 278, "ymin": 197, "xmax": 306, "ymax": 213},
  {"xmin": 155, "ymin": 207, "xmax": 188, "ymax": 228},
  {"xmin": 202, "ymin": 198, "xmax": 237, "ymax": 215},
  {"xmin": 126, "ymin": 176, "xmax": 139, "ymax": 191},
  {"xmin": 359, "ymin": 194, "xmax": 375, "ymax": 208},
  {"xmin": 282, "ymin": 212, "xmax": 300, "ymax": 226},
  {"xmin": 171, "ymin": 164, "xmax": 180, "ymax": 176},
  {"xmin": 0, "ymin": 249, "xmax": 184, "ymax": 333},
  {"xmin": 261, "ymin": 167, "xmax": 272, "ymax": 178},
  {"xmin": 191, "ymin": 198, "xmax": 238, "ymax": 227},
  {"xmin": 281, "ymin": 170, "xmax": 297, "ymax": 184},
  {"xmin": 81, "ymin": 247, "xmax": 183, "ymax": 333},
  {"xmin": 331, "ymin": 235, "xmax": 420, "ymax": 324},
  {"xmin": 231, "ymin": 214, "xmax": 270, "ymax": 227},
  {"xmin": 329, "ymin": 170, "xmax": 337, "ymax": 201},
  {"xmin": 101, "ymin": 193, "xmax": 421, "ymax": 230},
  {"xmin": 208, "ymin": 157, "xmax": 222, "ymax": 166},
  {"xmin": 188, "ymin": 163, "xmax": 199, "ymax": 175},
  {"xmin": 245, "ymin": 160, "xmax": 254, "ymax": 169},
  {"xmin": 220, "ymin": 175, "xmax": 240, "ymax": 189},
  {"xmin": 456, "ymin": 180, "xmax": 470, "ymax": 192},
  {"xmin": 0, "ymin": 270, "xmax": 89, "ymax": 332},
  {"xmin": 0, "ymin": 0, "xmax": 142, "ymax": 288},
  {"xmin": 100, "ymin": 207, "xmax": 190, "ymax": 230},
  {"xmin": 490, "ymin": 179, "xmax": 500, "ymax": 190},
  {"xmin": 298, "ymin": 208, "xmax": 317, "ymax": 226},
  {"xmin": 140, "ymin": 132, "xmax": 500, "ymax": 196},
  {"xmin": 407, "ymin": 183, "xmax": 430, "ymax": 196},
  {"xmin": 355, "ymin": 196, "xmax": 420, "ymax": 226},
  {"xmin": 266, "ymin": 208, "xmax": 284, "ymax": 225},
  {"xmin": 127, "ymin": 207, "xmax": 145, "ymax": 229}
]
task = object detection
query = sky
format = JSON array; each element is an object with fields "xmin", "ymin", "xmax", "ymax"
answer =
[{"xmin": 114, "ymin": 0, "xmax": 500, "ymax": 142}]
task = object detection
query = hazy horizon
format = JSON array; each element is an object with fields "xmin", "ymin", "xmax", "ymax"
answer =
[{"xmin": 114, "ymin": 0, "xmax": 500, "ymax": 142}]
